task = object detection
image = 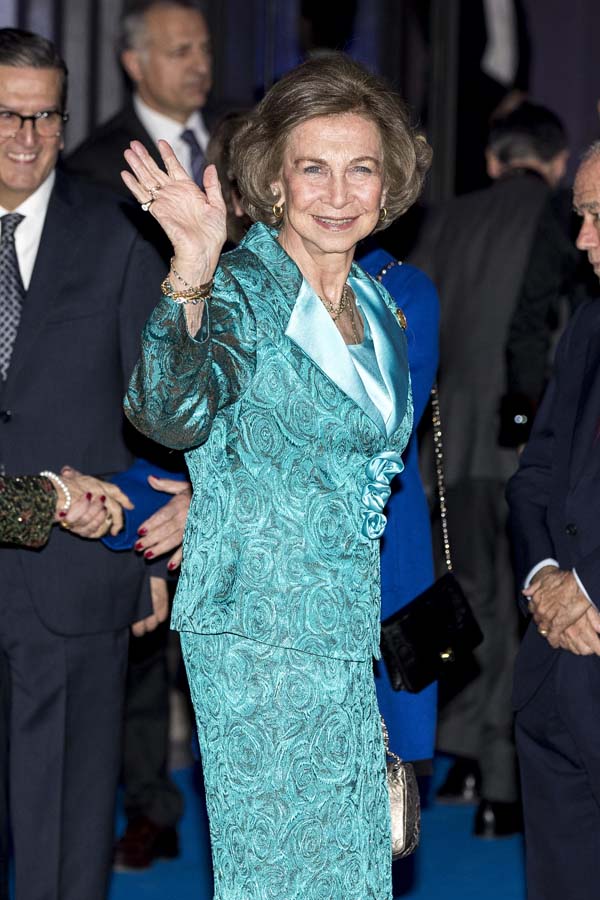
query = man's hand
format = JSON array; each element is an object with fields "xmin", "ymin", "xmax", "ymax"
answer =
[
  {"xmin": 525, "ymin": 568, "xmax": 591, "ymax": 639},
  {"xmin": 131, "ymin": 576, "xmax": 169, "ymax": 637},
  {"xmin": 555, "ymin": 606, "xmax": 600, "ymax": 655},
  {"xmin": 134, "ymin": 476, "xmax": 191, "ymax": 570}
]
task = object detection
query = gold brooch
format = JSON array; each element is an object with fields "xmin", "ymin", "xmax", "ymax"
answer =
[{"xmin": 395, "ymin": 307, "xmax": 407, "ymax": 330}]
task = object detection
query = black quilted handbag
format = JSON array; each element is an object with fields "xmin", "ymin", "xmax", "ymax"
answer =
[{"xmin": 380, "ymin": 385, "xmax": 483, "ymax": 693}]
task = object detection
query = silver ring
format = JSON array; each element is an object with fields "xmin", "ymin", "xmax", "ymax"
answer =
[
  {"xmin": 148, "ymin": 184, "xmax": 161, "ymax": 200},
  {"xmin": 141, "ymin": 199, "xmax": 154, "ymax": 212}
]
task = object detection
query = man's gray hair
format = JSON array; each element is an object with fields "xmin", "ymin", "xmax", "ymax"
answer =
[
  {"xmin": 581, "ymin": 141, "xmax": 600, "ymax": 166},
  {"xmin": 119, "ymin": 0, "xmax": 208, "ymax": 53}
]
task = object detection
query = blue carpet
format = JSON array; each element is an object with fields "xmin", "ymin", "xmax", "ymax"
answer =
[{"xmin": 109, "ymin": 758, "xmax": 526, "ymax": 899}]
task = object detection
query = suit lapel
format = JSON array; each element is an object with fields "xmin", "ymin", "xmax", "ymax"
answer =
[
  {"xmin": 285, "ymin": 278, "xmax": 387, "ymax": 433},
  {"xmin": 121, "ymin": 102, "xmax": 161, "ymax": 161},
  {"xmin": 237, "ymin": 224, "xmax": 409, "ymax": 441},
  {"xmin": 569, "ymin": 318, "xmax": 600, "ymax": 485},
  {"xmin": 349, "ymin": 269, "xmax": 409, "ymax": 436},
  {"xmin": 5, "ymin": 173, "xmax": 86, "ymax": 389}
]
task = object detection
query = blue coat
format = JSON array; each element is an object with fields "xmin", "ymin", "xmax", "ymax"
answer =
[
  {"xmin": 125, "ymin": 223, "xmax": 413, "ymax": 662},
  {"xmin": 359, "ymin": 247, "xmax": 440, "ymax": 762}
]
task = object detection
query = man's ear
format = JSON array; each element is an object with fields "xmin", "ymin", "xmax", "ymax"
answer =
[
  {"xmin": 121, "ymin": 50, "xmax": 143, "ymax": 86},
  {"xmin": 549, "ymin": 149, "xmax": 569, "ymax": 185},
  {"xmin": 485, "ymin": 149, "xmax": 503, "ymax": 180}
]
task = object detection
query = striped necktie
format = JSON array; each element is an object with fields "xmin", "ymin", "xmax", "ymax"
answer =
[{"xmin": 0, "ymin": 212, "xmax": 25, "ymax": 381}]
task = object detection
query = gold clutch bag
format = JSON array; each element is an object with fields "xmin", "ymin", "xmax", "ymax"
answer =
[{"xmin": 382, "ymin": 717, "xmax": 420, "ymax": 860}]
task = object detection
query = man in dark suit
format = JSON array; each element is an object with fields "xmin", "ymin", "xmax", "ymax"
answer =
[
  {"xmin": 507, "ymin": 144, "xmax": 600, "ymax": 900},
  {"xmin": 66, "ymin": 0, "xmax": 214, "ymax": 871},
  {"xmin": 409, "ymin": 102, "xmax": 568, "ymax": 836},
  {"xmin": 68, "ymin": 0, "xmax": 213, "ymax": 197},
  {"xmin": 0, "ymin": 28, "xmax": 169, "ymax": 900}
]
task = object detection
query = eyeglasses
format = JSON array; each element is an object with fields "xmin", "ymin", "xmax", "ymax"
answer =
[{"xmin": 0, "ymin": 109, "xmax": 69, "ymax": 138}]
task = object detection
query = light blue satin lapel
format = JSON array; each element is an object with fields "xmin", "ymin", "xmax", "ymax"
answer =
[
  {"xmin": 350, "ymin": 275, "xmax": 409, "ymax": 437},
  {"xmin": 285, "ymin": 278, "xmax": 387, "ymax": 434}
]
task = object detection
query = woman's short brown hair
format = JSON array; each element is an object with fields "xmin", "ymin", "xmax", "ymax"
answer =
[{"xmin": 231, "ymin": 52, "xmax": 432, "ymax": 232}]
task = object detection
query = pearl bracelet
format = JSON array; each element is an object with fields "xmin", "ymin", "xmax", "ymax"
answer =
[{"xmin": 39, "ymin": 470, "xmax": 71, "ymax": 513}]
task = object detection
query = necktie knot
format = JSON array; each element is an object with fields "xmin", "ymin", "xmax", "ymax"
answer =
[
  {"xmin": 180, "ymin": 129, "xmax": 206, "ymax": 186},
  {"xmin": 1, "ymin": 212, "xmax": 24, "ymax": 243}
]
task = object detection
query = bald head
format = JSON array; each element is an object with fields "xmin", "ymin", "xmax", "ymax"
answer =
[{"xmin": 120, "ymin": 1, "xmax": 212, "ymax": 123}]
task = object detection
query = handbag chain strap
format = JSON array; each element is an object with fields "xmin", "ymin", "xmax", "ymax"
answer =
[
  {"xmin": 375, "ymin": 259, "xmax": 453, "ymax": 573},
  {"xmin": 381, "ymin": 716, "xmax": 403, "ymax": 765},
  {"xmin": 430, "ymin": 383, "xmax": 453, "ymax": 573}
]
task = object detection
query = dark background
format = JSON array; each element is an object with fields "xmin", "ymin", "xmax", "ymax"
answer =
[{"xmin": 1, "ymin": 0, "xmax": 599, "ymax": 199}]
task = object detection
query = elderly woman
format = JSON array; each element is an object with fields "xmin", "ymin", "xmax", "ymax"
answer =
[{"xmin": 123, "ymin": 53, "xmax": 431, "ymax": 900}]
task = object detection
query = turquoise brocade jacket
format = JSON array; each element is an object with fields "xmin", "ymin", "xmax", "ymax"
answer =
[{"xmin": 125, "ymin": 223, "xmax": 413, "ymax": 661}]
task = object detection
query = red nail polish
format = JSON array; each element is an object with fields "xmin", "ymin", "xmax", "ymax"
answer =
[
  {"xmin": 144, "ymin": 550, "xmax": 154, "ymax": 559},
  {"xmin": 167, "ymin": 561, "xmax": 176, "ymax": 570},
  {"xmin": 58, "ymin": 511, "xmax": 66, "ymax": 518},
  {"xmin": 86, "ymin": 492, "xmax": 92, "ymax": 501},
  {"xmin": 134, "ymin": 541, "xmax": 144, "ymax": 551},
  {"xmin": 99, "ymin": 495, "xmax": 106, "ymax": 502},
  {"xmin": 138, "ymin": 527, "xmax": 148, "ymax": 536}
]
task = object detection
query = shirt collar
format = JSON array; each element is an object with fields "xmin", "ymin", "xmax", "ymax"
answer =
[
  {"xmin": 133, "ymin": 94, "xmax": 209, "ymax": 151},
  {"xmin": 0, "ymin": 169, "xmax": 55, "ymax": 219}
]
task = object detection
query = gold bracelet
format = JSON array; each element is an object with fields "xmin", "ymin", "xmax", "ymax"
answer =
[
  {"xmin": 161, "ymin": 276, "xmax": 211, "ymax": 306},
  {"xmin": 169, "ymin": 257, "xmax": 214, "ymax": 295}
]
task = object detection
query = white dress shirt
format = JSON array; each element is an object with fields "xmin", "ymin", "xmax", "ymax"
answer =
[
  {"xmin": 133, "ymin": 95, "xmax": 209, "ymax": 179},
  {"xmin": 0, "ymin": 170, "xmax": 55, "ymax": 290},
  {"xmin": 481, "ymin": 0, "xmax": 518, "ymax": 87}
]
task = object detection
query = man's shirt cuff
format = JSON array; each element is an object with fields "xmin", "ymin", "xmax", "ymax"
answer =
[
  {"xmin": 523, "ymin": 560, "xmax": 597, "ymax": 611},
  {"xmin": 524, "ymin": 558, "xmax": 559, "ymax": 589},
  {"xmin": 573, "ymin": 568, "xmax": 597, "ymax": 610}
]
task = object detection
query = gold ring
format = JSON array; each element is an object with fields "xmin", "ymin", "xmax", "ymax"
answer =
[
  {"xmin": 539, "ymin": 628, "xmax": 548, "ymax": 637},
  {"xmin": 60, "ymin": 519, "xmax": 72, "ymax": 530}
]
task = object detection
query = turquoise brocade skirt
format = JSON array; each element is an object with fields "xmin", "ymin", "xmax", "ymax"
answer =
[{"xmin": 180, "ymin": 632, "xmax": 392, "ymax": 900}]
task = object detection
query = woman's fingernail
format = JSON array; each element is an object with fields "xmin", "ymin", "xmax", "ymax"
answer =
[
  {"xmin": 58, "ymin": 511, "xmax": 66, "ymax": 518},
  {"xmin": 99, "ymin": 495, "xmax": 106, "ymax": 502},
  {"xmin": 86, "ymin": 492, "xmax": 92, "ymax": 501},
  {"xmin": 167, "ymin": 561, "xmax": 176, "ymax": 570},
  {"xmin": 134, "ymin": 541, "xmax": 144, "ymax": 551},
  {"xmin": 144, "ymin": 550, "xmax": 154, "ymax": 559},
  {"xmin": 138, "ymin": 527, "xmax": 148, "ymax": 536}
]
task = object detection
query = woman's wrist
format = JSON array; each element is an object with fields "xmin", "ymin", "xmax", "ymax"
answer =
[
  {"xmin": 39, "ymin": 471, "xmax": 71, "ymax": 520},
  {"xmin": 170, "ymin": 250, "xmax": 218, "ymax": 288}
]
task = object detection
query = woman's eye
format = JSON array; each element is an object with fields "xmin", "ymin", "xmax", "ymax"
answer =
[
  {"xmin": 353, "ymin": 165, "xmax": 373, "ymax": 174},
  {"xmin": 303, "ymin": 165, "xmax": 322, "ymax": 175}
]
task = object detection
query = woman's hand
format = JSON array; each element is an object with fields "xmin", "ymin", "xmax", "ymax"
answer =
[
  {"xmin": 121, "ymin": 139, "xmax": 227, "ymax": 286},
  {"xmin": 134, "ymin": 476, "xmax": 191, "ymax": 571},
  {"xmin": 58, "ymin": 467, "xmax": 133, "ymax": 539}
]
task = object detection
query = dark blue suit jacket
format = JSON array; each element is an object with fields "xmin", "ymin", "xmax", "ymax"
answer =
[
  {"xmin": 0, "ymin": 170, "xmax": 167, "ymax": 635},
  {"xmin": 507, "ymin": 299, "xmax": 600, "ymax": 708}
]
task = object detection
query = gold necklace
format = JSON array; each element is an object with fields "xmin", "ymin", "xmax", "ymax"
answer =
[
  {"xmin": 346, "ymin": 289, "xmax": 361, "ymax": 345},
  {"xmin": 319, "ymin": 283, "xmax": 352, "ymax": 322},
  {"xmin": 321, "ymin": 283, "xmax": 362, "ymax": 344}
]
